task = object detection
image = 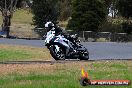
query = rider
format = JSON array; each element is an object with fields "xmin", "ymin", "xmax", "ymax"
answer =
[
  {"xmin": 45, "ymin": 21, "xmax": 78, "ymax": 57},
  {"xmin": 44, "ymin": 21, "xmax": 77, "ymax": 45}
]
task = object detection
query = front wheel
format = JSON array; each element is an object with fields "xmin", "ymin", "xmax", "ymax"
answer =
[
  {"xmin": 49, "ymin": 45, "xmax": 66, "ymax": 60},
  {"xmin": 79, "ymin": 49, "xmax": 89, "ymax": 60}
]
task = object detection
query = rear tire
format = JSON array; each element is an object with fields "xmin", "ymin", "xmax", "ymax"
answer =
[{"xmin": 49, "ymin": 45, "xmax": 65, "ymax": 60}]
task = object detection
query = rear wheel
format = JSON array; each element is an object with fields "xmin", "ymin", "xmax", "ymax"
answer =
[{"xmin": 49, "ymin": 45, "xmax": 65, "ymax": 60}]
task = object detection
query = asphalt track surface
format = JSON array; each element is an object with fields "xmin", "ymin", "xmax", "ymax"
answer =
[{"xmin": 0, "ymin": 38, "xmax": 132, "ymax": 61}]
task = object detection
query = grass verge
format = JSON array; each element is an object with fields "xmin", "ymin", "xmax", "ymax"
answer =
[
  {"xmin": 0, "ymin": 44, "xmax": 131, "ymax": 88},
  {"xmin": 0, "ymin": 44, "xmax": 51, "ymax": 61},
  {"xmin": 0, "ymin": 60, "xmax": 131, "ymax": 88}
]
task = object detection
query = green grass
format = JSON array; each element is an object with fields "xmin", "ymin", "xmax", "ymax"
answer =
[
  {"xmin": 0, "ymin": 49, "xmax": 34, "ymax": 61},
  {"xmin": 0, "ymin": 74, "xmax": 80, "ymax": 88},
  {"xmin": 0, "ymin": 45, "xmax": 131, "ymax": 88},
  {"xmin": 0, "ymin": 45, "xmax": 51, "ymax": 61},
  {"xmin": 0, "ymin": 61, "xmax": 131, "ymax": 88}
]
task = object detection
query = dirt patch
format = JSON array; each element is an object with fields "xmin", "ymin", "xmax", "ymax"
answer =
[
  {"xmin": 0, "ymin": 64, "xmax": 55, "ymax": 75},
  {"xmin": 10, "ymin": 23, "xmax": 40, "ymax": 38},
  {"xmin": 0, "ymin": 61, "xmax": 94, "ymax": 75}
]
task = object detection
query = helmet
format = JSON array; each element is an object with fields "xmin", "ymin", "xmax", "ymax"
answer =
[{"xmin": 45, "ymin": 21, "xmax": 55, "ymax": 31}]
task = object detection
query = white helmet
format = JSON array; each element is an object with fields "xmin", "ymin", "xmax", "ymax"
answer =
[
  {"xmin": 45, "ymin": 21, "xmax": 55, "ymax": 31},
  {"xmin": 45, "ymin": 21, "xmax": 54, "ymax": 28}
]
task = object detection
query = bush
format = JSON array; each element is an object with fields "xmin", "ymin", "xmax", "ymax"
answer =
[
  {"xmin": 66, "ymin": 0, "xmax": 107, "ymax": 32},
  {"xmin": 31, "ymin": 0, "xmax": 59, "ymax": 27},
  {"xmin": 99, "ymin": 21, "xmax": 123, "ymax": 33},
  {"xmin": 122, "ymin": 22, "xmax": 132, "ymax": 34}
]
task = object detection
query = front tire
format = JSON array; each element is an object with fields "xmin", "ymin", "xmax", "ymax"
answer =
[
  {"xmin": 49, "ymin": 45, "xmax": 65, "ymax": 60},
  {"xmin": 79, "ymin": 49, "xmax": 89, "ymax": 60}
]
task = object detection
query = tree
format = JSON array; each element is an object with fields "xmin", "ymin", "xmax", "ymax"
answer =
[
  {"xmin": 58, "ymin": 0, "xmax": 72, "ymax": 21},
  {"xmin": 31, "ymin": 0, "xmax": 59, "ymax": 28},
  {"xmin": 118, "ymin": 0, "xmax": 132, "ymax": 34},
  {"xmin": 0, "ymin": 0, "xmax": 21, "ymax": 37},
  {"xmin": 104, "ymin": 0, "xmax": 112, "ymax": 14},
  {"xmin": 118, "ymin": 0, "xmax": 132, "ymax": 19},
  {"xmin": 66, "ymin": 0, "xmax": 107, "ymax": 32},
  {"xmin": 16, "ymin": 0, "xmax": 32, "ymax": 8},
  {"xmin": 0, "ymin": 0, "xmax": 18, "ymax": 37},
  {"xmin": 109, "ymin": 0, "xmax": 119, "ymax": 18},
  {"xmin": 104, "ymin": 0, "xmax": 119, "ymax": 18}
]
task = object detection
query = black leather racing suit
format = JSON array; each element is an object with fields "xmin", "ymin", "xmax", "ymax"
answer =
[
  {"xmin": 54, "ymin": 26, "xmax": 76, "ymax": 46},
  {"xmin": 54, "ymin": 26, "xmax": 78, "ymax": 57}
]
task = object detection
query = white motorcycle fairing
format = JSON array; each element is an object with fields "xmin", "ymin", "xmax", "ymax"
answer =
[
  {"xmin": 44, "ymin": 28, "xmax": 73, "ymax": 56},
  {"xmin": 54, "ymin": 35, "xmax": 71, "ymax": 48},
  {"xmin": 45, "ymin": 28, "xmax": 55, "ymax": 45},
  {"xmin": 44, "ymin": 27, "xmax": 72, "ymax": 48}
]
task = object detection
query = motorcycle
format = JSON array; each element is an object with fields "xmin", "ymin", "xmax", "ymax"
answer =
[{"xmin": 44, "ymin": 22, "xmax": 89, "ymax": 60}]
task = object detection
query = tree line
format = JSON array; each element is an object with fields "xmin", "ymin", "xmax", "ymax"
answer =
[
  {"xmin": 31, "ymin": 0, "xmax": 132, "ymax": 33},
  {"xmin": 0, "ymin": 0, "xmax": 132, "ymax": 37}
]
